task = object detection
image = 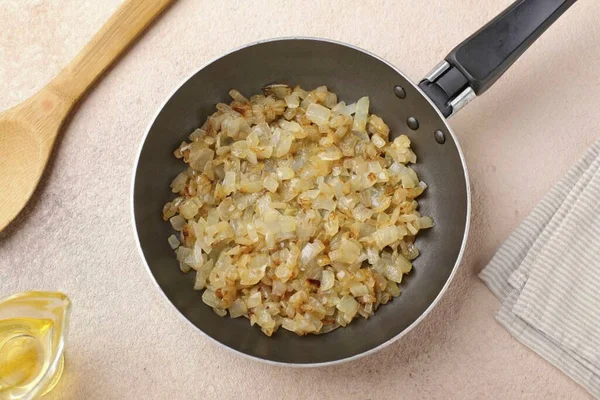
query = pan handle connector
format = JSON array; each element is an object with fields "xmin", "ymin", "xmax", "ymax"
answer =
[{"xmin": 418, "ymin": 0, "xmax": 577, "ymax": 118}]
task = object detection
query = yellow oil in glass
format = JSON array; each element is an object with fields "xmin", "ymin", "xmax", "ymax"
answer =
[
  {"xmin": 0, "ymin": 317, "xmax": 64, "ymax": 399},
  {"xmin": 0, "ymin": 292, "xmax": 69, "ymax": 400}
]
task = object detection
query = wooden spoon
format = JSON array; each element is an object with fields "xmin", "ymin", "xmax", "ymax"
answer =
[{"xmin": 0, "ymin": 0, "xmax": 175, "ymax": 231}]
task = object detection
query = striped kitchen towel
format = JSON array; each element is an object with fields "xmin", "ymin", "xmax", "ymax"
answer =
[{"xmin": 480, "ymin": 139, "xmax": 600, "ymax": 398}]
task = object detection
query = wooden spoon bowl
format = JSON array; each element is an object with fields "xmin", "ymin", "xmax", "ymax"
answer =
[
  {"xmin": 0, "ymin": 89, "xmax": 71, "ymax": 230},
  {"xmin": 0, "ymin": 0, "xmax": 174, "ymax": 231}
]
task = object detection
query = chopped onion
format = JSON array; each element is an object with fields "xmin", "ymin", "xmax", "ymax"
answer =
[
  {"xmin": 229, "ymin": 89, "xmax": 248, "ymax": 103},
  {"xmin": 222, "ymin": 171, "xmax": 236, "ymax": 195},
  {"xmin": 229, "ymin": 298, "xmax": 247, "ymax": 318},
  {"xmin": 329, "ymin": 239, "xmax": 362, "ymax": 264},
  {"xmin": 244, "ymin": 292, "xmax": 262, "ymax": 309},
  {"xmin": 336, "ymin": 295, "xmax": 359, "ymax": 318},
  {"xmin": 262, "ymin": 83, "xmax": 292, "ymax": 99},
  {"xmin": 352, "ymin": 97, "xmax": 369, "ymax": 132},
  {"xmin": 170, "ymin": 172, "xmax": 188, "ymax": 193},
  {"xmin": 301, "ymin": 240, "xmax": 325, "ymax": 266},
  {"xmin": 350, "ymin": 283, "xmax": 369, "ymax": 297},
  {"xmin": 163, "ymin": 84, "xmax": 432, "ymax": 337},
  {"xmin": 318, "ymin": 145, "xmax": 343, "ymax": 161},
  {"xmin": 386, "ymin": 280, "xmax": 401, "ymax": 296},
  {"xmin": 179, "ymin": 199, "xmax": 199, "ymax": 219},
  {"xmin": 367, "ymin": 115, "xmax": 390, "ymax": 138},
  {"xmin": 396, "ymin": 254, "xmax": 412, "ymax": 274},
  {"xmin": 371, "ymin": 134, "xmax": 386, "ymax": 148},
  {"xmin": 202, "ymin": 289, "xmax": 221, "ymax": 308},
  {"xmin": 320, "ymin": 270, "xmax": 335, "ymax": 292},
  {"xmin": 240, "ymin": 255, "xmax": 268, "ymax": 285},
  {"xmin": 272, "ymin": 280, "xmax": 287, "ymax": 296},
  {"xmin": 276, "ymin": 166, "xmax": 295, "ymax": 180},
  {"xmin": 263, "ymin": 173, "xmax": 279, "ymax": 193},
  {"xmin": 279, "ymin": 216, "xmax": 296, "ymax": 233},
  {"xmin": 370, "ymin": 225, "xmax": 402, "ymax": 249},
  {"xmin": 289, "ymin": 290, "xmax": 307, "ymax": 307},
  {"xmin": 313, "ymin": 195, "xmax": 336, "ymax": 211},
  {"xmin": 417, "ymin": 216, "xmax": 434, "ymax": 229},
  {"xmin": 352, "ymin": 204, "xmax": 374, "ymax": 222},
  {"xmin": 169, "ymin": 215, "xmax": 186, "ymax": 231},
  {"xmin": 324, "ymin": 92, "xmax": 338, "ymax": 108},
  {"xmin": 344, "ymin": 102, "xmax": 357, "ymax": 115},
  {"xmin": 194, "ymin": 259, "xmax": 214, "ymax": 290},
  {"xmin": 240, "ymin": 180, "xmax": 262, "ymax": 194},
  {"xmin": 167, "ymin": 235, "xmax": 180, "ymax": 249},
  {"xmin": 331, "ymin": 101, "xmax": 346, "ymax": 113},
  {"xmin": 284, "ymin": 93, "xmax": 300, "ymax": 109},
  {"xmin": 306, "ymin": 103, "xmax": 331, "ymax": 126},
  {"xmin": 189, "ymin": 147, "xmax": 215, "ymax": 172}
]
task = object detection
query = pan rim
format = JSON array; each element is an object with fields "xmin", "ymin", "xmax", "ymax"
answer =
[{"xmin": 130, "ymin": 36, "xmax": 471, "ymax": 367}]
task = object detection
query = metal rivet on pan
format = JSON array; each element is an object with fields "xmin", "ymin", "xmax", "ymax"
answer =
[
  {"xmin": 393, "ymin": 85, "xmax": 406, "ymax": 99},
  {"xmin": 407, "ymin": 117, "xmax": 419, "ymax": 130},
  {"xmin": 434, "ymin": 129, "xmax": 446, "ymax": 144}
]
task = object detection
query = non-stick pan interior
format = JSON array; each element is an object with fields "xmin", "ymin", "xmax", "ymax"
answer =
[{"xmin": 133, "ymin": 38, "xmax": 469, "ymax": 364}]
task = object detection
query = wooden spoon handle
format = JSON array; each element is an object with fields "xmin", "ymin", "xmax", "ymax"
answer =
[{"xmin": 49, "ymin": 0, "xmax": 175, "ymax": 104}]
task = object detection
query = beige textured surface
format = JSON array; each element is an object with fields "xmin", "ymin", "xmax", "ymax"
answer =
[{"xmin": 0, "ymin": 0, "xmax": 598, "ymax": 398}]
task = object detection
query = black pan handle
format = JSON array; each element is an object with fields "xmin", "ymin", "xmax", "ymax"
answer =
[{"xmin": 419, "ymin": 0, "xmax": 577, "ymax": 118}]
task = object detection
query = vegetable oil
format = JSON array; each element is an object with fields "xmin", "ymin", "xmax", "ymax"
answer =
[{"xmin": 0, "ymin": 292, "xmax": 70, "ymax": 400}]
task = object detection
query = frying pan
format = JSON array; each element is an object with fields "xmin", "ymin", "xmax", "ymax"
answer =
[{"xmin": 132, "ymin": 0, "xmax": 577, "ymax": 365}]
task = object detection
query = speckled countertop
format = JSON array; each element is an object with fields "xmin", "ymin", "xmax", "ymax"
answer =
[{"xmin": 1, "ymin": 1, "xmax": 598, "ymax": 398}]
